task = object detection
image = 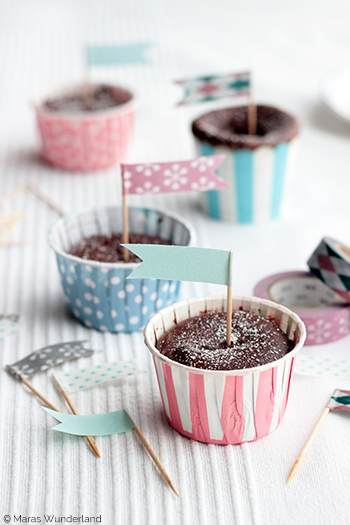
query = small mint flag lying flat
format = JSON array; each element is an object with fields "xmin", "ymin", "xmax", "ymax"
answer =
[
  {"xmin": 87, "ymin": 44, "xmax": 151, "ymax": 65},
  {"xmin": 175, "ymin": 71, "xmax": 250, "ymax": 105},
  {"xmin": 0, "ymin": 315, "xmax": 19, "ymax": 342},
  {"xmin": 44, "ymin": 408, "xmax": 135, "ymax": 436},
  {"xmin": 54, "ymin": 361, "xmax": 144, "ymax": 394},
  {"xmin": 123, "ymin": 246, "xmax": 233, "ymax": 286},
  {"xmin": 327, "ymin": 389, "xmax": 350, "ymax": 411}
]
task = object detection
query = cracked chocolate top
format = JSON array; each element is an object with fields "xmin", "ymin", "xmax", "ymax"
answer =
[
  {"xmin": 192, "ymin": 105, "xmax": 299, "ymax": 150},
  {"xmin": 157, "ymin": 310, "xmax": 294, "ymax": 370}
]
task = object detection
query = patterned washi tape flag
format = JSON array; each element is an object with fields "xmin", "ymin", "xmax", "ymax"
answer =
[
  {"xmin": 175, "ymin": 71, "xmax": 250, "ymax": 105},
  {"xmin": 308, "ymin": 237, "xmax": 350, "ymax": 302},
  {"xmin": 123, "ymin": 245, "xmax": 233, "ymax": 286},
  {"xmin": 327, "ymin": 389, "xmax": 350, "ymax": 411},
  {"xmin": 87, "ymin": 43, "xmax": 151, "ymax": 65},
  {"xmin": 6, "ymin": 340, "xmax": 96, "ymax": 380},
  {"xmin": 54, "ymin": 361, "xmax": 144, "ymax": 393},
  {"xmin": 122, "ymin": 156, "xmax": 229, "ymax": 195},
  {"xmin": 295, "ymin": 356, "xmax": 350, "ymax": 379},
  {"xmin": 44, "ymin": 407, "xmax": 135, "ymax": 436},
  {"xmin": 0, "ymin": 314, "xmax": 19, "ymax": 341}
]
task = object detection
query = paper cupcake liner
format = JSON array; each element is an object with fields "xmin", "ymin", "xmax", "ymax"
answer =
[
  {"xmin": 195, "ymin": 137, "xmax": 298, "ymax": 223},
  {"xmin": 144, "ymin": 294, "xmax": 306, "ymax": 444},
  {"xmin": 36, "ymin": 84, "xmax": 135, "ymax": 171},
  {"xmin": 49, "ymin": 206, "xmax": 195, "ymax": 333}
]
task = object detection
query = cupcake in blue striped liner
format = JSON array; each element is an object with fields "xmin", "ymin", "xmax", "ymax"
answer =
[
  {"xmin": 192, "ymin": 105, "xmax": 299, "ymax": 223},
  {"xmin": 48, "ymin": 206, "xmax": 195, "ymax": 333}
]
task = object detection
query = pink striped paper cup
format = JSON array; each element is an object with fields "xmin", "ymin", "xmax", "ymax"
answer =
[
  {"xmin": 35, "ymin": 84, "xmax": 135, "ymax": 171},
  {"xmin": 144, "ymin": 295, "xmax": 306, "ymax": 444}
]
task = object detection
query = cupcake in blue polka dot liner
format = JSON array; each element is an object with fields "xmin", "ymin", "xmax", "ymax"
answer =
[{"xmin": 49, "ymin": 206, "xmax": 195, "ymax": 332}]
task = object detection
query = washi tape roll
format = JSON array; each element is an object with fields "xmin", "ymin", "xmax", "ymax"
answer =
[
  {"xmin": 254, "ymin": 271, "xmax": 350, "ymax": 345},
  {"xmin": 308, "ymin": 237, "xmax": 350, "ymax": 302}
]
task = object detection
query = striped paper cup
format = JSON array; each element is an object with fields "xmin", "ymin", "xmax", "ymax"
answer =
[
  {"xmin": 192, "ymin": 105, "xmax": 299, "ymax": 223},
  {"xmin": 35, "ymin": 84, "xmax": 135, "ymax": 171},
  {"xmin": 48, "ymin": 206, "xmax": 195, "ymax": 333},
  {"xmin": 144, "ymin": 294, "xmax": 306, "ymax": 444}
]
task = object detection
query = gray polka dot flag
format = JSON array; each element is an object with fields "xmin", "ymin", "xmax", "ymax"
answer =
[{"xmin": 6, "ymin": 340, "xmax": 95, "ymax": 380}]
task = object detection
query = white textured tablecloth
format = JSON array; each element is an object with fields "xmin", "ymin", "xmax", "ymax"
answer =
[{"xmin": 1, "ymin": 1, "xmax": 350, "ymax": 523}]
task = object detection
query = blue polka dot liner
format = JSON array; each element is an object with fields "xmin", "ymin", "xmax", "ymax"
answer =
[
  {"xmin": 0, "ymin": 316, "xmax": 19, "ymax": 342},
  {"xmin": 54, "ymin": 361, "xmax": 146, "ymax": 393},
  {"xmin": 49, "ymin": 206, "xmax": 195, "ymax": 333}
]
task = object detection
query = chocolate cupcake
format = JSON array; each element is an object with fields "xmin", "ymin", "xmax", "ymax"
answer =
[
  {"xmin": 49, "ymin": 206, "xmax": 195, "ymax": 333},
  {"xmin": 192, "ymin": 105, "xmax": 299, "ymax": 223},
  {"xmin": 36, "ymin": 84, "xmax": 135, "ymax": 171},
  {"xmin": 144, "ymin": 294, "xmax": 306, "ymax": 444}
]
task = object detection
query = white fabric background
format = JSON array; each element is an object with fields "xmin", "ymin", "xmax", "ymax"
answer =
[{"xmin": 1, "ymin": 1, "xmax": 350, "ymax": 523}]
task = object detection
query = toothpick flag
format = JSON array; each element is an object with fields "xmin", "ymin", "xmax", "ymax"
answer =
[
  {"xmin": 44, "ymin": 407, "xmax": 135, "ymax": 436},
  {"xmin": 54, "ymin": 361, "xmax": 145, "ymax": 394},
  {"xmin": 6, "ymin": 341, "xmax": 95, "ymax": 380},
  {"xmin": 121, "ymin": 156, "xmax": 228, "ymax": 195},
  {"xmin": 124, "ymin": 245, "xmax": 233, "ymax": 285},
  {"xmin": 175, "ymin": 71, "xmax": 250, "ymax": 105},
  {"xmin": 87, "ymin": 44, "xmax": 151, "ymax": 65},
  {"xmin": 327, "ymin": 389, "xmax": 350, "ymax": 411},
  {"xmin": 288, "ymin": 388, "xmax": 350, "ymax": 483},
  {"xmin": 0, "ymin": 315, "xmax": 19, "ymax": 341}
]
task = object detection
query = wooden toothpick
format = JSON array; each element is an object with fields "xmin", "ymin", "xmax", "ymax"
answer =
[
  {"xmin": 248, "ymin": 98, "xmax": 257, "ymax": 135},
  {"xmin": 26, "ymin": 183, "xmax": 65, "ymax": 217},
  {"xmin": 133, "ymin": 425, "xmax": 179, "ymax": 497},
  {"xmin": 122, "ymin": 192, "xmax": 130, "ymax": 262},
  {"xmin": 52, "ymin": 374, "xmax": 101, "ymax": 458},
  {"xmin": 287, "ymin": 405, "xmax": 330, "ymax": 483},
  {"xmin": 21, "ymin": 376, "xmax": 100, "ymax": 458},
  {"xmin": 226, "ymin": 250, "xmax": 233, "ymax": 346},
  {"xmin": 0, "ymin": 185, "xmax": 27, "ymax": 208}
]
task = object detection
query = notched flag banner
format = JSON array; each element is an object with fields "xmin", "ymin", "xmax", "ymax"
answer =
[
  {"xmin": 87, "ymin": 43, "xmax": 151, "ymax": 65},
  {"xmin": 327, "ymin": 389, "xmax": 350, "ymax": 412},
  {"xmin": 54, "ymin": 361, "xmax": 145, "ymax": 394},
  {"xmin": 175, "ymin": 71, "xmax": 250, "ymax": 105},
  {"xmin": 0, "ymin": 314, "xmax": 19, "ymax": 341},
  {"xmin": 121, "ymin": 155, "xmax": 228, "ymax": 195},
  {"xmin": 44, "ymin": 407, "xmax": 135, "ymax": 436},
  {"xmin": 6, "ymin": 340, "xmax": 96, "ymax": 380},
  {"xmin": 123, "ymin": 245, "xmax": 234, "ymax": 287}
]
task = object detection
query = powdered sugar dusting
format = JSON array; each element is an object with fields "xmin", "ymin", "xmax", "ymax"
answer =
[{"xmin": 157, "ymin": 310, "xmax": 294, "ymax": 371}]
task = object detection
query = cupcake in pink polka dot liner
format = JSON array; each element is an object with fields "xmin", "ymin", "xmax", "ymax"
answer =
[
  {"xmin": 35, "ymin": 83, "xmax": 135, "ymax": 171},
  {"xmin": 48, "ymin": 205, "xmax": 195, "ymax": 332}
]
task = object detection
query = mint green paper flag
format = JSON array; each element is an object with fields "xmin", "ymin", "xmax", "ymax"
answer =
[
  {"xmin": 43, "ymin": 408, "xmax": 135, "ymax": 436},
  {"xmin": 123, "ymin": 245, "xmax": 233, "ymax": 286},
  {"xmin": 87, "ymin": 44, "xmax": 151, "ymax": 65}
]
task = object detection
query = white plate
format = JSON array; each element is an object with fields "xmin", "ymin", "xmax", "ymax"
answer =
[{"xmin": 319, "ymin": 68, "xmax": 350, "ymax": 124}]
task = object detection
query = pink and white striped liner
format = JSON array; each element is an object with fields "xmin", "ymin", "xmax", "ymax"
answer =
[
  {"xmin": 35, "ymin": 84, "xmax": 135, "ymax": 172},
  {"xmin": 144, "ymin": 295, "xmax": 306, "ymax": 445}
]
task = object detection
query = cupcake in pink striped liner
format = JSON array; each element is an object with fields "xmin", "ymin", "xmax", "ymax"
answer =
[
  {"xmin": 144, "ymin": 294, "xmax": 306, "ymax": 445},
  {"xmin": 35, "ymin": 83, "xmax": 135, "ymax": 171}
]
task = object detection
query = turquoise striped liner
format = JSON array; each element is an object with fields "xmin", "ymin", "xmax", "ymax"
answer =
[{"xmin": 196, "ymin": 138, "xmax": 297, "ymax": 223}]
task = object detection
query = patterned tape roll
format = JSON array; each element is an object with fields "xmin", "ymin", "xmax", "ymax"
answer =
[
  {"xmin": 308, "ymin": 237, "xmax": 350, "ymax": 302},
  {"xmin": 144, "ymin": 294, "xmax": 306, "ymax": 445},
  {"xmin": 254, "ymin": 271, "xmax": 350, "ymax": 345}
]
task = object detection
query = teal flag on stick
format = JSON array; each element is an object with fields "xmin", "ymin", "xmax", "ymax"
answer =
[
  {"xmin": 44, "ymin": 408, "xmax": 135, "ymax": 436},
  {"xmin": 123, "ymin": 245, "xmax": 233, "ymax": 286},
  {"xmin": 87, "ymin": 44, "xmax": 151, "ymax": 65}
]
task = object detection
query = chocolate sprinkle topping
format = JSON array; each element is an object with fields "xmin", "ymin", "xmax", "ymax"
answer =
[
  {"xmin": 192, "ymin": 105, "xmax": 299, "ymax": 150},
  {"xmin": 157, "ymin": 310, "xmax": 294, "ymax": 371},
  {"xmin": 69, "ymin": 233, "xmax": 170, "ymax": 263}
]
